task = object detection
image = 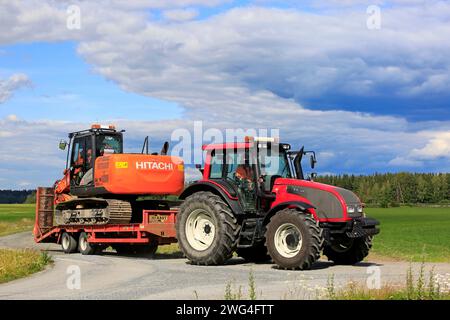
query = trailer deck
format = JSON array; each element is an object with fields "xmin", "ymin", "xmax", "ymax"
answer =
[{"xmin": 34, "ymin": 187, "xmax": 178, "ymax": 253}]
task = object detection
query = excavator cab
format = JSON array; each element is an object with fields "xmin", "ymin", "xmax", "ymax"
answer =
[{"xmin": 66, "ymin": 125, "xmax": 123, "ymax": 188}]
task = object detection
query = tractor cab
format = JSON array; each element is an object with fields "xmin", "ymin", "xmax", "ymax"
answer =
[{"xmin": 197, "ymin": 136, "xmax": 317, "ymax": 214}]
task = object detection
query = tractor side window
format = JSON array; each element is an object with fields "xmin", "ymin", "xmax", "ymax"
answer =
[
  {"xmin": 209, "ymin": 150, "xmax": 223, "ymax": 179},
  {"xmin": 259, "ymin": 147, "xmax": 291, "ymax": 191},
  {"xmin": 225, "ymin": 149, "xmax": 256, "ymax": 211},
  {"xmin": 225, "ymin": 151, "xmax": 250, "ymax": 182}
]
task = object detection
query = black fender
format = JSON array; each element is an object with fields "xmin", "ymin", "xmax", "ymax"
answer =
[
  {"xmin": 179, "ymin": 181, "xmax": 244, "ymax": 215},
  {"xmin": 263, "ymin": 201, "xmax": 316, "ymax": 226}
]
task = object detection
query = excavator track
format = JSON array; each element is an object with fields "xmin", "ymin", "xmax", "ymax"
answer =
[
  {"xmin": 106, "ymin": 199, "xmax": 132, "ymax": 224},
  {"xmin": 55, "ymin": 198, "xmax": 132, "ymax": 225}
]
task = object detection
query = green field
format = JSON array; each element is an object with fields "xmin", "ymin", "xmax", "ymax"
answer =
[
  {"xmin": 0, "ymin": 204, "xmax": 35, "ymax": 237},
  {"xmin": 0, "ymin": 204, "xmax": 449, "ymax": 262},
  {"xmin": 366, "ymin": 207, "xmax": 450, "ymax": 262}
]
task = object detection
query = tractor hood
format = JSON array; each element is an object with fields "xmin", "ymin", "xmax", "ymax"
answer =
[{"xmin": 272, "ymin": 178, "xmax": 363, "ymax": 220}]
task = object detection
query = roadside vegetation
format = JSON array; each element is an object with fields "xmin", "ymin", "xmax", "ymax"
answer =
[
  {"xmin": 326, "ymin": 264, "xmax": 450, "ymax": 300},
  {"xmin": 222, "ymin": 265, "xmax": 450, "ymax": 300},
  {"xmin": 0, "ymin": 248, "xmax": 52, "ymax": 284},
  {"xmin": 224, "ymin": 269, "xmax": 258, "ymax": 300},
  {"xmin": 0, "ymin": 204, "xmax": 35, "ymax": 236},
  {"xmin": 367, "ymin": 207, "xmax": 450, "ymax": 262}
]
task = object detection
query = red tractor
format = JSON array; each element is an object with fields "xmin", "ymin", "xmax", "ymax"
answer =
[{"xmin": 176, "ymin": 136, "xmax": 379, "ymax": 270}]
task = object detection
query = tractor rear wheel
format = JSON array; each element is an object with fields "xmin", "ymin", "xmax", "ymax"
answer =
[
  {"xmin": 78, "ymin": 232, "xmax": 96, "ymax": 255},
  {"xmin": 61, "ymin": 232, "xmax": 78, "ymax": 254},
  {"xmin": 176, "ymin": 191, "xmax": 239, "ymax": 265},
  {"xmin": 323, "ymin": 235, "xmax": 372, "ymax": 265},
  {"xmin": 236, "ymin": 242, "xmax": 271, "ymax": 263},
  {"xmin": 265, "ymin": 209, "xmax": 323, "ymax": 270}
]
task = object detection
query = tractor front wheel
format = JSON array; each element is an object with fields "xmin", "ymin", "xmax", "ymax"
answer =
[
  {"xmin": 265, "ymin": 209, "xmax": 323, "ymax": 270},
  {"xmin": 176, "ymin": 191, "xmax": 239, "ymax": 265},
  {"xmin": 323, "ymin": 235, "xmax": 372, "ymax": 265}
]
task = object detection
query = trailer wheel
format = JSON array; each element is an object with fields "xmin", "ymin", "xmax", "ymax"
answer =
[
  {"xmin": 323, "ymin": 235, "xmax": 372, "ymax": 265},
  {"xmin": 236, "ymin": 242, "xmax": 271, "ymax": 263},
  {"xmin": 78, "ymin": 232, "xmax": 96, "ymax": 255},
  {"xmin": 176, "ymin": 191, "xmax": 239, "ymax": 265},
  {"xmin": 265, "ymin": 209, "xmax": 323, "ymax": 270},
  {"xmin": 61, "ymin": 232, "xmax": 78, "ymax": 254}
]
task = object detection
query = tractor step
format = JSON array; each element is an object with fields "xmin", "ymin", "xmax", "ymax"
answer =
[{"xmin": 237, "ymin": 218, "xmax": 264, "ymax": 248}]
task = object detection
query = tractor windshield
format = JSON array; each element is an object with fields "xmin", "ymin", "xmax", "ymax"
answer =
[{"xmin": 258, "ymin": 145, "xmax": 292, "ymax": 190}]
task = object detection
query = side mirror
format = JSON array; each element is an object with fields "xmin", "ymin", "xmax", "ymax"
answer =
[
  {"xmin": 195, "ymin": 164, "xmax": 204, "ymax": 174},
  {"xmin": 310, "ymin": 155, "xmax": 317, "ymax": 169},
  {"xmin": 59, "ymin": 140, "xmax": 68, "ymax": 150}
]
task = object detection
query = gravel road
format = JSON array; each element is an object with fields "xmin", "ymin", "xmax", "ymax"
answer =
[{"xmin": 1, "ymin": 232, "xmax": 449, "ymax": 300}]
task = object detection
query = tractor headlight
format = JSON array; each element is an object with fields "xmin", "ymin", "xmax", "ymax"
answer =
[
  {"xmin": 357, "ymin": 205, "xmax": 363, "ymax": 213},
  {"xmin": 346, "ymin": 205, "xmax": 355, "ymax": 214}
]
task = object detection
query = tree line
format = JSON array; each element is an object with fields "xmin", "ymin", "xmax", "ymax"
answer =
[
  {"xmin": 0, "ymin": 190, "xmax": 34, "ymax": 204},
  {"xmin": 316, "ymin": 172, "xmax": 450, "ymax": 207},
  {"xmin": 1, "ymin": 172, "xmax": 449, "ymax": 206}
]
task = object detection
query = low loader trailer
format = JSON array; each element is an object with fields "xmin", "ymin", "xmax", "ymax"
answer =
[{"xmin": 34, "ymin": 187, "xmax": 179, "ymax": 255}]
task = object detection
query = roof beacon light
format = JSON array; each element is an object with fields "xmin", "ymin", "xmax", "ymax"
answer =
[{"xmin": 252, "ymin": 136, "xmax": 280, "ymax": 143}]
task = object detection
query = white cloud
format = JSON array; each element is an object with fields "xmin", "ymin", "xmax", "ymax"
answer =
[
  {"xmin": 163, "ymin": 8, "xmax": 199, "ymax": 21},
  {"xmin": 6, "ymin": 114, "xmax": 19, "ymax": 121},
  {"xmin": 388, "ymin": 156, "xmax": 422, "ymax": 167},
  {"xmin": 0, "ymin": 74, "xmax": 31, "ymax": 103},
  {"xmin": 388, "ymin": 130, "xmax": 450, "ymax": 167},
  {"xmin": 410, "ymin": 131, "xmax": 450, "ymax": 159},
  {"xmin": 107, "ymin": 0, "xmax": 229, "ymax": 9}
]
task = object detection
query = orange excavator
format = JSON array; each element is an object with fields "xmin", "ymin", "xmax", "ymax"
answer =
[{"xmin": 53, "ymin": 124, "xmax": 184, "ymax": 225}]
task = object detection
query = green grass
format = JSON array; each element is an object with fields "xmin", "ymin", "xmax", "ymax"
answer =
[
  {"xmin": 0, "ymin": 248, "xmax": 52, "ymax": 284},
  {"xmin": 366, "ymin": 206, "xmax": 450, "ymax": 262},
  {"xmin": 155, "ymin": 243, "xmax": 183, "ymax": 258},
  {"xmin": 0, "ymin": 204, "xmax": 35, "ymax": 237}
]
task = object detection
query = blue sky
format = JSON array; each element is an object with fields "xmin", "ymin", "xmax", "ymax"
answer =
[
  {"xmin": 0, "ymin": 0, "xmax": 449, "ymax": 189},
  {"xmin": 0, "ymin": 42, "xmax": 182, "ymax": 122}
]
